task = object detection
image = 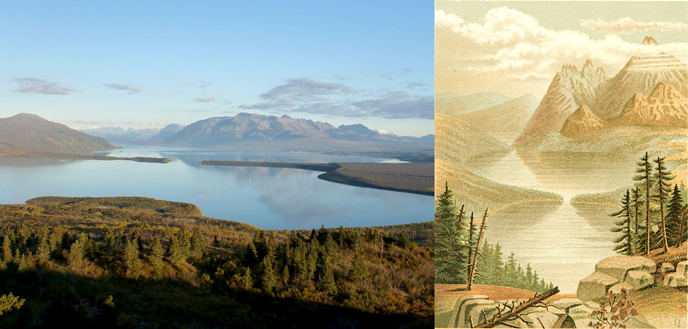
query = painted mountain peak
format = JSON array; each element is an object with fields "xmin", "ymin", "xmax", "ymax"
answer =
[
  {"xmin": 614, "ymin": 83, "xmax": 687, "ymax": 127},
  {"xmin": 641, "ymin": 36, "xmax": 659, "ymax": 46},
  {"xmin": 560, "ymin": 105, "xmax": 609, "ymax": 139},
  {"xmin": 513, "ymin": 59, "xmax": 607, "ymax": 146},
  {"xmin": 515, "ymin": 47, "xmax": 687, "ymax": 147}
]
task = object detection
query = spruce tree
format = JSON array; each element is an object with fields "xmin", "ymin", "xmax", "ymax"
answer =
[
  {"xmin": 667, "ymin": 184, "xmax": 685, "ymax": 247},
  {"xmin": 68, "ymin": 240, "xmax": 84, "ymax": 272},
  {"xmin": 36, "ymin": 234, "xmax": 51, "ymax": 264},
  {"xmin": 316, "ymin": 252, "xmax": 336, "ymax": 294},
  {"xmin": 260, "ymin": 257, "xmax": 275, "ymax": 294},
  {"xmin": 634, "ymin": 152, "xmax": 653, "ymax": 255},
  {"xmin": 653, "ymin": 156, "xmax": 673, "ymax": 253},
  {"xmin": 2, "ymin": 235, "xmax": 11, "ymax": 263},
  {"xmin": 435, "ymin": 182, "xmax": 467, "ymax": 284},
  {"xmin": 150, "ymin": 237, "xmax": 165, "ymax": 279},
  {"xmin": 610, "ymin": 190, "xmax": 634, "ymax": 255},
  {"xmin": 124, "ymin": 239, "xmax": 141, "ymax": 279},
  {"xmin": 349, "ymin": 252, "xmax": 367, "ymax": 283},
  {"xmin": 190, "ymin": 227, "xmax": 206, "ymax": 260}
]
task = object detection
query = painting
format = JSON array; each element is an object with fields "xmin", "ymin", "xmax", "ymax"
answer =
[{"xmin": 434, "ymin": 1, "xmax": 687, "ymax": 328}]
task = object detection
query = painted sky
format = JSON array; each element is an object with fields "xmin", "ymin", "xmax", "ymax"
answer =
[
  {"xmin": 0, "ymin": 1, "xmax": 433, "ymax": 136},
  {"xmin": 436, "ymin": 1, "xmax": 688, "ymax": 98}
]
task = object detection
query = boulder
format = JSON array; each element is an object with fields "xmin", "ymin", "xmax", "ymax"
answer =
[
  {"xmin": 552, "ymin": 314, "xmax": 576, "ymax": 328},
  {"xmin": 577, "ymin": 272, "xmax": 619, "ymax": 302},
  {"xmin": 466, "ymin": 302, "xmax": 500, "ymax": 327},
  {"xmin": 549, "ymin": 298, "xmax": 583, "ymax": 311},
  {"xmin": 457, "ymin": 299, "xmax": 497, "ymax": 328},
  {"xmin": 660, "ymin": 262, "xmax": 675, "ymax": 273},
  {"xmin": 624, "ymin": 270, "xmax": 654, "ymax": 290},
  {"xmin": 448, "ymin": 295, "xmax": 488, "ymax": 328},
  {"xmin": 522, "ymin": 313, "xmax": 561, "ymax": 328},
  {"xmin": 663, "ymin": 272, "xmax": 688, "ymax": 287},
  {"xmin": 609, "ymin": 282, "xmax": 635, "ymax": 294},
  {"xmin": 595, "ymin": 256, "xmax": 656, "ymax": 281},
  {"xmin": 677, "ymin": 261, "xmax": 688, "ymax": 278},
  {"xmin": 568, "ymin": 304, "xmax": 594, "ymax": 320}
]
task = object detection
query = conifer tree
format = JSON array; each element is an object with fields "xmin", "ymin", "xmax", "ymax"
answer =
[
  {"xmin": 243, "ymin": 267, "xmax": 253, "ymax": 290},
  {"xmin": 260, "ymin": 257, "xmax": 275, "ymax": 294},
  {"xmin": 190, "ymin": 227, "xmax": 206, "ymax": 260},
  {"xmin": 167, "ymin": 236, "xmax": 185, "ymax": 266},
  {"xmin": 653, "ymin": 156, "xmax": 673, "ymax": 253},
  {"xmin": 634, "ymin": 152, "xmax": 653, "ymax": 255},
  {"xmin": 2, "ymin": 235, "xmax": 11, "ymax": 263},
  {"xmin": 631, "ymin": 187, "xmax": 641, "ymax": 236},
  {"xmin": 244, "ymin": 241, "xmax": 259, "ymax": 268},
  {"xmin": 435, "ymin": 182, "xmax": 467, "ymax": 284},
  {"xmin": 36, "ymin": 234, "xmax": 51, "ymax": 264},
  {"xmin": 68, "ymin": 240, "xmax": 84, "ymax": 272},
  {"xmin": 349, "ymin": 252, "xmax": 367, "ymax": 283},
  {"xmin": 610, "ymin": 190, "xmax": 634, "ymax": 255},
  {"xmin": 466, "ymin": 212, "xmax": 474, "ymax": 278},
  {"xmin": 124, "ymin": 239, "xmax": 141, "ymax": 279},
  {"xmin": 150, "ymin": 237, "xmax": 164, "ymax": 279},
  {"xmin": 667, "ymin": 184, "xmax": 685, "ymax": 247},
  {"xmin": 316, "ymin": 252, "xmax": 336, "ymax": 294}
]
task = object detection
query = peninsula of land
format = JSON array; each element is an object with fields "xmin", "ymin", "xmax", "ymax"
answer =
[{"xmin": 200, "ymin": 160, "xmax": 434, "ymax": 196}]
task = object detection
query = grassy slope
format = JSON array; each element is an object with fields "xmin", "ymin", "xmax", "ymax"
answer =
[
  {"xmin": 318, "ymin": 162, "xmax": 434, "ymax": 196},
  {"xmin": 436, "ymin": 158, "xmax": 562, "ymax": 215},
  {"xmin": 435, "ymin": 113, "xmax": 511, "ymax": 165}
]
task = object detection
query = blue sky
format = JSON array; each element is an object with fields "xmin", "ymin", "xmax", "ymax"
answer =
[{"xmin": 0, "ymin": 1, "xmax": 434, "ymax": 136}]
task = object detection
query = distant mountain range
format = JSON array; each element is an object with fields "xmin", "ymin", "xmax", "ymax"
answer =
[
  {"xmin": 435, "ymin": 113, "xmax": 510, "ymax": 165},
  {"xmin": 80, "ymin": 127, "xmax": 161, "ymax": 144},
  {"xmin": 145, "ymin": 113, "xmax": 433, "ymax": 152},
  {"xmin": 435, "ymin": 92, "xmax": 513, "ymax": 116},
  {"xmin": 514, "ymin": 39, "xmax": 687, "ymax": 148},
  {"xmin": 0, "ymin": 113, "xmax": 116, "ymax": 155}
]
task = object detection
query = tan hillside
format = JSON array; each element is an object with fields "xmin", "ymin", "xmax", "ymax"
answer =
[
  {"xmin": 435, "ymin": 113, "xmax": 511, "ymax": 165},
  {"xmin": 560, "ymin": 105, "xmax": 610, "ymax": 139}
]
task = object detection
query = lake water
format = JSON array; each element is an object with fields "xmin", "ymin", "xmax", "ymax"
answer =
[
  {"xmin": 463, "ymin": 151, "xmax": 639, "ymax": 293},
  {"xmin": 0, "ymin": 146, "xmax": 432, "ymax": 230}
]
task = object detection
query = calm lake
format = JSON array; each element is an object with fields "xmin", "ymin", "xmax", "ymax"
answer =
[
  {"xmin": 464, "ymin": 151, "xmax": 639, "ymax": 293},
  {"xmin": 0, "ymin": 146, "xmax": 433, "ymax": 230}
]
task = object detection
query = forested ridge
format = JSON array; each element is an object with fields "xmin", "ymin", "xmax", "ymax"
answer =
[{"xmin": 0, "ymin": 197, "xmax": 433, "ymax": 328}]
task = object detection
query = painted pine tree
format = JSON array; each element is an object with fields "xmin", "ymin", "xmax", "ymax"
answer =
[
  {"xmin": 666, "ymin": 184, "xmax": 686, "ymax": 247},
  {"xmin": 653, "ymin": 156, "xmax": 673, "ymax": 253},
  {"xmin": 610, "ymin": 190, "xmax": 633, "ymax": 255},
  {"xmin": 435, "ymin": 182, "xmax": 467, "ymax": 283},
  {"xmin": 634, "ymin": 152, "xmax": 653, "ymax": 255}
]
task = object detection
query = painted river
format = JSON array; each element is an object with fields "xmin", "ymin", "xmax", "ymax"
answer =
[{"xmin": 463, "ymin": 151, "xmax": 640, "ymax": 293}]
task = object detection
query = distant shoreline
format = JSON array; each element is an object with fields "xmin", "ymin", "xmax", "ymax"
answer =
[
  {"xmin": 0, "ymin": 152, "xmax": 171, "ymax": 164},
  {"xmin": 201, "ymin": 160, "xmax": 434, "ymax": 196}
]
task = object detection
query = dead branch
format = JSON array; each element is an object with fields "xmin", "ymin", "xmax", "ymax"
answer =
[{"xmin": 474, "ymin": 286, "xmax": 560, "ymax": 328}]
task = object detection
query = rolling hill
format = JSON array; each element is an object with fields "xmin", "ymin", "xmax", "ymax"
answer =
[{"xmin": 0, "ymin": 113, "xmax": 117, "ymax": 155}]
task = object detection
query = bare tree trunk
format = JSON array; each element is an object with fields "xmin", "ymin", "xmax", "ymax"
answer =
[
  {"xmin": 466, "ymin": 209, "xmax": 487, "ymax": 291},
  {"xmin": 466, "ymin": 212, "xmax": 474, "ymax": 280},
  {"xmin": 474, "ymin": 286, "xmax": 560, "ymax": 328}
]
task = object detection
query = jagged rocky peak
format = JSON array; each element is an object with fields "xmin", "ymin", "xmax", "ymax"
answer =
[
  {"xmin": 648, "ymin": 82, "xmax": 684, "ymax": 103},
  {"xmin": 615, "ymin": 83, "xmax": 687, "ymax": 127},
  {"xmin": 641, "ymin": 36, "xmax": 659, "ymax": 46},
  {"xmin": 560, "ymin": 105, "xmax": 609, "ymax": 139}
]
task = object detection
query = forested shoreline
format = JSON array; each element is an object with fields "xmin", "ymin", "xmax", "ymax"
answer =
[{"xmin": 0, "ymin": 197, "xmax": 433, "ymax": 328}]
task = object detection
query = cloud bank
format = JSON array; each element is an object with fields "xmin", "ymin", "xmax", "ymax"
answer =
[
  {"xmin": 435, "ymin": 7, "xmax": 688, "ymax": 96},
  {"xmin": 239, "ymin": 78, "xmax": 432, "ymax": 119},
  {"xmin": 194, "ymin": 96, "xmax": 216, "ymax": 102},
  {"xmin": 580, "ymin": 17, "xmax": 688, "ymax": 34}
]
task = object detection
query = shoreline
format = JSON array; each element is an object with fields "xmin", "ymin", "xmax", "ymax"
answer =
[
  {"xmin": 0, "ymin": 152, "xmax": 171, "ymax": 163},
  {"xmin": 201, "ymin": 160, "xmax": 434, "ymax": 196}
]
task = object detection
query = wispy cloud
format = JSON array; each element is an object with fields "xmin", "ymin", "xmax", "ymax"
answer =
[
  {"xmin": 580, "ymin": 17, "xmax": 688, "ymax": 34},
  {"xmin": 105, "ymin": 83, "xmax": 142, "ymax": 94},
  {"xmin": 239, "ymin": 78, "xmax": 432, "ymax": 119},
  {"xmin": 13, "ymin": 78, "xmax": 77, "ymax": 95},
  {"xmin": 194, "ymin": 95, "xmax": 216, "ymax": 102},
  {"xmin": 435, "ymin": 7, "xmax": 688, "ymax": 96}
]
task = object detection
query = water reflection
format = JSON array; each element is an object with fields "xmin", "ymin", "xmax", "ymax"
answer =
[{"xmin": 0, "ymin": 146, "xmax": 432, "ymax": 230}]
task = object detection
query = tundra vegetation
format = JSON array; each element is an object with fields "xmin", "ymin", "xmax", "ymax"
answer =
[{"xmin": 0, "ymin": 197, "xmax": 433, "ymax": 328}]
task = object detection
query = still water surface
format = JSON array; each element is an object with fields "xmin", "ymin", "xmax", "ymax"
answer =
[
  {"xmin": 0, "ymin": 146, "xmax": 432, "ymax": 230},
  {"xmin": 463, "ymin": 151, "xmax": 638, "ymax": 293}
]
